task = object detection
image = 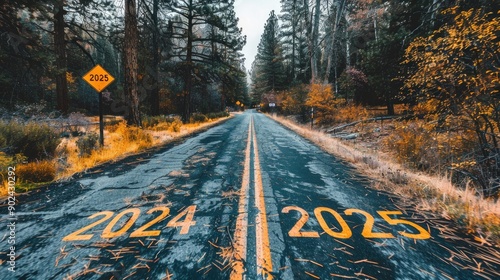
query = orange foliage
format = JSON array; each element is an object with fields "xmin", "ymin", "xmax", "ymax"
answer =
[
  {"xmin": 305, "ymin": 84, "xmax": 338, "ymax": 124},
  {"xmin": 402, "ymin": 8, "xmax": 500, "ymax": 194}
]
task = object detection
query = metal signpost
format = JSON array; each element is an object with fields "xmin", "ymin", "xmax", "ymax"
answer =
[
  {"xmin": 82, "ymin": 64, "xmax": 115, "ymax": 146},
  {"xmin": 310, "ymin": 107, "xmax": 314, "ymax": 129}
]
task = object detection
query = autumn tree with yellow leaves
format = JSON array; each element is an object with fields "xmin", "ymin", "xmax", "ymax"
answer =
[
  {"xmin": 402, "ymin": 8, "xmax": 500, "ymax": 195},
  {"xmin": 305, "ymin": 84, "xmax": 338, "ymax": 124}
]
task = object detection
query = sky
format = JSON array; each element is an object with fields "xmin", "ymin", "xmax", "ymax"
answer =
[{"xmin": 234, "ymin": 0, "xmax": 282, "ymax": 75}]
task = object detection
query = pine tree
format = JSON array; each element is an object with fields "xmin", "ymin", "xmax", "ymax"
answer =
[
  {"xmin": 0, "ymin": 1, "xmax": 51, "ymax": 106},
  {"xmin": 207, "ymin": 0, "xmax": 247, "ymax": 111},
  {"xmin": 53, "ymin": 0, "xmax": 69, "ymax": 115},
  {"xmin": 169, "ymin": 0, "xmax": 246, "ymax": 122},
  {"xmin": 0, "ymin": 0, "xmax": 116, "ymax": 113},
  {"xmin": 251, "ymin": 11, "xmax": 285, "ymax": 102},
  {"xmin": 137, "ymin": 0, "xmax": 180, "ymax": 116},
  {"xmin": 279, "ymin": 0, "xmax": 309, "ymax": 84},
  {"xmin": 322, "ymin": 0, "xmax": 347, "ymax": 86}
]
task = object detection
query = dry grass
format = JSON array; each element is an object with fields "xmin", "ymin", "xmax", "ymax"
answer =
[
  {"xmin": 269, "ymin": 114, "xmax": 500, "ymax": 245},
  {"xmin": 57, "ymin": 115, "xmax": 231, "ymax": 180},
  {"xmin": 16, "ymin": 160, "xmax": 57, "ymax": 183},
  {"xmin": 1, "ymin": 158, "xmax": 57, "ymax": 194},
  {"xmin": 0, "ymin": 181, "xmax": 7, "ymax": 197}
]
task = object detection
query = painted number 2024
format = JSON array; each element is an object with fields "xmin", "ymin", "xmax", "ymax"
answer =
[
  {"xmin": 63, "ymin": 205, "xmax": 196, "ymax": 241},
  {"xmin": 282, "ymin": 206, "xmax": 430, "ymax": 240}
]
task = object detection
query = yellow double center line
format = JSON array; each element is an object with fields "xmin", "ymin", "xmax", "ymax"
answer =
[
  {"xmin": 231, "ymin": 116, "xmax": 273, "ymax": 280},
  {"xmin": 253, "ymin": 117, "xmax": 273, "ymax": 279},
  {"xmin": 231, "ymin": 118, "xmax": 252, "ymax": 279}
]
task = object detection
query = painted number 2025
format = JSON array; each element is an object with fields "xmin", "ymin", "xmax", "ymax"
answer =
[
  {"xmin": 63, "ymin": 205, "xmax": 196, "ymax": 241},
  {"xmin": 89, "ymin": 74, "xmax": 109, "ymax": 82},
  {"xmin": 282, "ymin": 206, "xmax": 430, "ymax": 240}
]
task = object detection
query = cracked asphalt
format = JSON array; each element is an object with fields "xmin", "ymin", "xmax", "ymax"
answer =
[{"xmin": 1, "ymin": 110, "xmax": 500, "ymax": 280}]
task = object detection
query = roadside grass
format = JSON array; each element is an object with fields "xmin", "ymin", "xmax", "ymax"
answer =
[
  {"xmin": 1, "ymin": 159, "xmax": 58, "ymax": 194},
  {"xmin": 269, "ymin": 114, "xmax": 500, "ymax": 245},
  {"xmin": 0, "ymin": 114, "xmax": 231, "ymax": 194},
  {"xmin": 57, "ymin": 114, "xmax": 231, "ymax": 180}
]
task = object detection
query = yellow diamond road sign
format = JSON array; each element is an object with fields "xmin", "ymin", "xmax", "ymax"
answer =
[{"xmin": 82, "ymin": 64, "xmax": 115, "ymax": 93}]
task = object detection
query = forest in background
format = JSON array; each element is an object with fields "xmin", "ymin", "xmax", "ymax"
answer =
[
  {"xmin": 0, "ymin": 0, "xmax": 499, "ymax": 197},
  {"xmin": 0, "ymin": 0, "xmax": 248, "ymax": 191},
  {"xmin": 0, "ymin": 0, "xmax": 249, "ymax": 124},
  {"xmin": 250, "ymin": 0, "xmax": 500, "ymax": 196}
]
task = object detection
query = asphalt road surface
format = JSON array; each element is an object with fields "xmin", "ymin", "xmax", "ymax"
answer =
[{"xmin": 2, "ymin": 110, "xmax": 500, "ymax": 280}]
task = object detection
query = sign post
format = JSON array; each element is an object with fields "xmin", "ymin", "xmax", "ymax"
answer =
[
  {"xmin": 82, "ymin": 64, "xmax": 115, "ymax": 146},
  {"xmin": 269, "ymin": 102, "xmax": 276, "ymax": 116},
  {"xmin": 310, "ymin": 107, "xmax": 314, "ymax": 129}
]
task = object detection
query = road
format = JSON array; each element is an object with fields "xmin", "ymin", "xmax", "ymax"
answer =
[{"xmin": 2, "ymin": 110, "xmax": 500, "ymax": 279}]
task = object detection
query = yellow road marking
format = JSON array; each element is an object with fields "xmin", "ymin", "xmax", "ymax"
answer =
[
  {"xmin": 252, "ymin": 118, "xmax": 273, "ymax": 279},
  {"xmin": 230, "ymin": 118, "xmax": 252, "ymax": 280}
]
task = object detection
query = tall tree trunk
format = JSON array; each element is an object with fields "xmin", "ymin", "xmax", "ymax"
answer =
[
  {"xmin": 302, "ymin": 0, "xmax": 312, "ymax": 82},
  {"xmin": 182, "ymin": 0, "xmax": 194, "ymax": 123},
  {"xmin": 324, "ymin": 0, "xmax": 346, "ymax": 86},
  {"xmin": 150, "ymin": 0, "xmax": 160, "ymax": 115},
  {"xmin": 291, "ymin": 0, "xmax": 297, "ymax": 81},
  {"xmin": 310, "ymin": 0, "xmax": 321, "ymax": 83},
  {"xmin": 386, "ymin": 99, "xmax": 394, "ymax": 115},
  {"xmin": 323, "ymin": 2, "xmax": 337, "ymax": 84},
  {"xmin": 323, "ymin": 36, "xmax": 333, "ymax": 84},
  {"xmin": 124, "ymin": 0, "xmax": 141, "ymax": 126},
  {"xmin": 54, "ymin": 1, "xmax": 69, "ymax": 115},
  {"xmin": 220, "ymin": 90, "xmax": 225, "ymax": 112},
  {"xmin": 345, "ymin": 29, "xmax": 351, "ymax": 66}
]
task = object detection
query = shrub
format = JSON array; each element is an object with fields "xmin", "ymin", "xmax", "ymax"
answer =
[
  {"xmin": 383, "ymin": 122, "xmax": 436, "ymax": 170},
  {"xmin": 0, "ymin": 152, "xmax": 12, "ymax": 191},
  {"xmin": 0, "ymin": 153, "xmax": 27, "ymax": 182},
  {"xmin": 142, "ymin": 115, "xmax": 164, "ymax": 128},
  {"xmin": 16, "ymin": 160, "xmax": 56, "ymax": 183},
  {"xmin": 332, "ymin": 104, "xmax": 371, "ymax": 124},
  {"xmin": 0, "ymin": 121, "xmax": 23, "ymax": 153},
  {"xmin": 277, "ymin": 85, "xmax": 309, "ymax": 116},
  {"xmin": 0, "ymin": 121, "xmax": 60, "ymax": 161},
  {"xmin": 152, "ymin": 119, "xmax": 182, "ymax": 132},
  {"xmin": 76, "ymin": 133, "xmax": 99, "ymax": 156},
  {"xmin": 114, "ymin": 122, "xmax": 152, "ymax": 148},
  {"xmin": 190, "ymin": 113, "xmax": 208, "ymax": 123},
  {"xmin": 165, "ymin": 115, "xmax": 181, "ymax": 123},
  {"xmin": 107, "ymin": 120, "xmax": 124, "ymax": 133},
  {"xmin": 305, "ymin": 84, "xmax": 338, "ymax": 124},
  {"xmin": 383, "ymin": 119, "xmax": 476, "ymax": 175},
  {"xmin": 206, "ymin": 111, "xmax": 229, "ymax": 119},
  {"xmin": 0, "ymin": 152, "xmax": 10, "ymax": 167},
  {"xmin": 143, "ymin": 115, "xmax": 183, "ymax": 132},
  {"xmin": 338, "ymin": 67, "xmax": 371, "ymax": 105},
  {"xmin": 0, "ymin": 133, "xmax": 6, "ymax": 148},
  {"xmin": 167, "ymin": 118, "xmax": 182, "ymax": 132}
]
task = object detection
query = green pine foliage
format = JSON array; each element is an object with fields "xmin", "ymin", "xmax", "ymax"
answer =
[{"xmin": 251, "ymin": 11, "xmax": 286, "ymax": 102}]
